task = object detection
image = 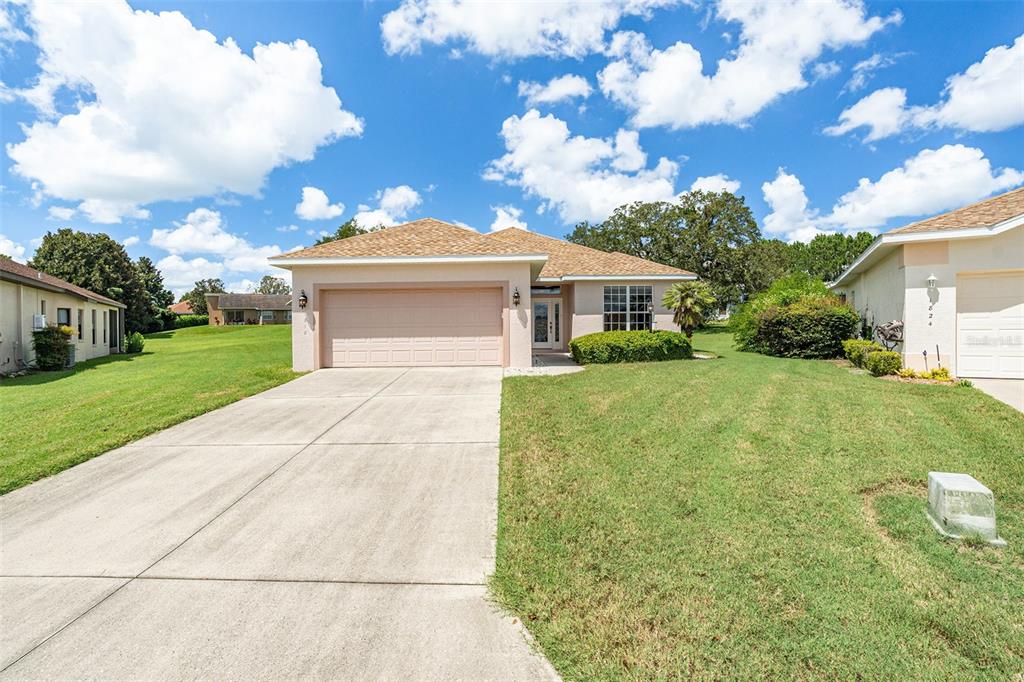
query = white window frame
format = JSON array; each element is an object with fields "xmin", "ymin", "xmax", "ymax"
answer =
[
  {"xmin": 260, "ymin": 310, "xmax": 274, "ymax": 323},
  {"xmin": 603, "ymin": 285, "xmax": 653, "ymax": 331}
]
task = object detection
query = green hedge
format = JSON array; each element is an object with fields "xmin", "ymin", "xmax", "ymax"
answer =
[
  {"xmin": 569, "ymin": 330, "xmax": 693, "ymax": 364},
  {"xmin": 174, "ymin": 314, "xmax": 208, "ymax": 328},
  {"xmin": 746, "ymin": 297, "xmax": 858, "ymax": 359},
  {"xmin": 842, "ymin": 339, "xmax": 885, "ymax": 368},
  {"xmin": 864, "ymin": 350, "xmax": 902, "ymax": 376},
  {"xmin": 31, "ymin": 325, "xmax": 74, "ymax": 370}
]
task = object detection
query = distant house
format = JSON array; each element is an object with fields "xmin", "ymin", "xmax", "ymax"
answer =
[
  {"xmin": 168, "ymin": 301, "xmax": 193, "ymax": 315},
  {"xmin": 205, "ymin": 293, "xmax": 292, "ymax": 326},
  {"xmin": 0, "ymin": 257, "xmax": 125, "ymax": 373}
]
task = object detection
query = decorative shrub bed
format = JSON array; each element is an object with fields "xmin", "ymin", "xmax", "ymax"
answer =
[
  {"xmin": 569, "ymin": 330, "xmax": 693, "ymax": 364},
  {"xmin": 174, "ymin": 314, "xmax": 208, "ymax": 328},
  {"xmin": 842, "ymin": 339, "xmax": 885, "ymax": 368},
  {"xmin": 31, "ymin": 325, "xmax": 74, "ymax": 370},
  {"xmin": 864, "ymin": 350, "xmax": 902, "ymax": 376}
]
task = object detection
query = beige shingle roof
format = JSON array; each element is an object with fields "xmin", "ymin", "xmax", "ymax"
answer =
[
  {"xmin": 486, "ymin": 227, "xmax": 693, "ymax": 278},
  {"xmin": 888, "ymin": 186, "xmax": 1024, "ymax": 234},
  {"xmin": 273, "ymin": 218, "xmax": 693, "ymax": 279},
  {"xmin": 274, "ymin": 218, "xmax": 538, "ymax": 258}
]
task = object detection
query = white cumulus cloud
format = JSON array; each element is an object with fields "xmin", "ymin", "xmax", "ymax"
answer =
[
  {"xmin": 295, "ymin": 186, "xmax": 345, "ymax": 220},
  {"xmin": 5, "ymin": 0, "xmax": 363, "ymax": 223},
  {"xmin": 0, "ymin": 234, "xmax": 28, "ymax": 263},
  {"xmin": 380, "ymin": 0, "xmax": 680, "ymax": 59},
  {"xmin": 122, "ymin": 235, "xmax": 140, "ymax": 247},
  {"xmin": 825, "ymin": 144, "xmax": 1024, "ymax": 230},
  {"xmin": 490, "ymin": 205, "xmax": 528, "ymax": 231},
  {"xmin": 46, "ymin": 206, "xmax": 76, "ymax": 221},
  {"xmin": 761, "ymin": 169, "xmax": 826, "ymax": 243},
  {"xmin": 690, "ymin": 174, "xmax": 740, "ymax": 194},
  {"xmin": 150, "ymin": 208, "xmax": 284, "ymax": 280},
  {"xmin": 155, "ymin": 255, "xmax": 225, "ymax": 290},
  {"xmin": 599, "ymin": 0, "xmax": 898, "ymax": 130},
  {"xmin": 827, "ymin": 34, "xmax": 1024, "ymax": 142},
  {"xmin": 518, "ymin": 74, "xmax": 592, "ymax": 107},
  {"xmin": 761, "ymin": 145, "xmax": 1024, "ymax": 239},
  {"xmin": 353, "ymin": 185, "xmax": 423, "ymax": 228},
  {"xmin": 484, "ymin": 109, "xmax": 678, "ymax": 224}
]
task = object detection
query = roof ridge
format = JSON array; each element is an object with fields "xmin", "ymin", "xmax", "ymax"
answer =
[{"xmin": 890, "ymin": 185, "xmax": 1024, "ymax": 234}]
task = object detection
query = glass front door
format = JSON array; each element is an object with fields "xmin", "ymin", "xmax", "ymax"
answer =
[{"xmin": 532, "ymin": 300, "xmax": 561, "ymax": 349}]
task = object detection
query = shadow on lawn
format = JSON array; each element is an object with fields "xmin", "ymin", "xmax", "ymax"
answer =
[{"xmin": 0, "ymin": 352, "xmax": 151, "ymax": 387}]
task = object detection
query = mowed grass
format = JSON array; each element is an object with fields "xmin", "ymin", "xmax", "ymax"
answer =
[
  {"xmin": 496, "ymin": 328, "xmax": 1024, "ymax": 680},
  {"xmin": 0, "ymin": 325, "xmax": 297, "ymax": 495}
]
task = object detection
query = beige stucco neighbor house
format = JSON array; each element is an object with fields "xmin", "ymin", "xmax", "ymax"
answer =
[
  {"xmin": 0, "ymin": 257, "xmax": 125, "ymax": 374},
  {"xmin": 831, "ymin": 187, "xmax": 1024, "ymax": 380},
  {"xmin": 205, "ymin": 293, "xmax": 292, "ymax": 326},
  {"xmin": 269, "ymin": 218, "xmax": 695, "ymax": 370}
]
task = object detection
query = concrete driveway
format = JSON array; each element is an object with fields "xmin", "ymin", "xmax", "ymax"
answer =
[
  {"xmin": 0, "ymin": 367, "xmax": 558, "ymax": 680},
  {"xmin": 971, "ymin": 378, "xmax": 1024, "ymax": 413}
]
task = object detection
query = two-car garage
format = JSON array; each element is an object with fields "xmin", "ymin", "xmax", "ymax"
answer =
[{"xmin": 319, "ymin": 288, "xmax": 504, "ymax": 367}]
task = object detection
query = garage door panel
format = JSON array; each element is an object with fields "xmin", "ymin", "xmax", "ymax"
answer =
[
  {"xmin": 956, "ymin": 272, "xmax": 1024, "ymax": 379},
  {"xmin": 322, "ymin": 288, "xmax": 503, "ymax": 367}
]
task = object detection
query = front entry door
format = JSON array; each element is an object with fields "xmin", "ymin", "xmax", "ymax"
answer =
[{"xmin": 532, "ymin": 300, "xmax": 561, "ymax": 349}]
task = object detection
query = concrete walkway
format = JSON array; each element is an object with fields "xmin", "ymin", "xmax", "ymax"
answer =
[
  {"xmin": 971, "ymin": 378, "xmax": 1024, "ymax": 412},
  {"xmin": 0, "ymin": 367, "xmax": 558, "ymax": 680}
]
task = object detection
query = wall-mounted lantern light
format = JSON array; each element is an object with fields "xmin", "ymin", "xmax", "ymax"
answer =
[
  {"xmin": 647, "ymin": 302, "xmax": 654, "ymax": 331},
  {"xmin": 298, "ymin": 290, "xmax": 308, "ymax": 309},
  {"xmin": 512, "ymin": 287, "xmax": 521, "ymax": 307},
  {"xmin": 927, "ymin": 274, "xmax": 938, "ymax": 291}
]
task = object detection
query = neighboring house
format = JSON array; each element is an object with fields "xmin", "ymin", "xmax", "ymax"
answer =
[
  {"xmin": 205, "ymin": 293, "xmax": 292, "ymax": 326},
  {"xmin": 831, "ymin": 187, "xmax": 1023, "ymax": 380},
  {"xmin": 269, "ymin": 218, "xmax": 695, "ymax": 369},
  {"xmin": 0, "ymin": 257, "xmax": 125, "ymax": 373},
  {"xmin": 168, "ymin": 301, "xmax": 193, "ymax": 315}
]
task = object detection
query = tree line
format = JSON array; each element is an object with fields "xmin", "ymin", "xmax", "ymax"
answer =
[{"xmin": 568, "ymin": 191, "xmax": 873, "ymax": 308}]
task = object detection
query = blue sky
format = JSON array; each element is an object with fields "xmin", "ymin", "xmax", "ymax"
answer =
[{"xmin": 1, "ymin": 0, "xmax": 1022, "ymax": 294}]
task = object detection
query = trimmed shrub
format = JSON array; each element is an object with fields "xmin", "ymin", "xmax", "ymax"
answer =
[
  {"xmin": 746, "ymin": 297, "xmax": 858, "ymax": 359},
  {"xmin": 569, "ymin": 330, "xmax": 693, "ymax": 364},
  {"xmin": 864, "ymin": 350, "xmax": 902, "ymax": 376},
  {"xmin": 843, "ymin": 339, "xmax": 885, "ymax": 368},
  {"xmin": 174, "ymin": 314, "xmax": 208, "ymax": 328},
  {"xmin": 732, "ymin": 273, "xmax": 831, "ymax": 351},
  {"xmin": 124, "ymin": 331, "xmax": 145, "ymax": 354},
  {"xmin": 31, "ymin": 325, "xmax": 74, "ymax": 370}
]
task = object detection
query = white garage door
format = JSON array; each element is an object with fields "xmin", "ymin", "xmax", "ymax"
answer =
[
  {"xmin": 321, "ymin": 288, "xmax": 503, "ymax": 367},
  {"xmin": 956, "ymin": 272, "xmax": 1024, "ymax": 379}
]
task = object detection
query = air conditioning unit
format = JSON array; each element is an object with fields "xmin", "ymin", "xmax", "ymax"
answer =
[{"xmin": 32, "ymin": 314, "xmax": 46, "ymax": 330}]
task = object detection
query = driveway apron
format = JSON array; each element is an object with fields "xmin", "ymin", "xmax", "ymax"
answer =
[{"xmin": 0, "ymin": 367, "xmax": 558, "ymax": 681}]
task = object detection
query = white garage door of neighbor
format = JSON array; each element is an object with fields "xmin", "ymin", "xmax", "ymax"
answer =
[
  {"xmin": 956, "ymin": 272, "xmax": 1024, "ymax": 379},
  {"xmin": 321, "ymin": 288, "xmax": 503, "ymax": 367}
]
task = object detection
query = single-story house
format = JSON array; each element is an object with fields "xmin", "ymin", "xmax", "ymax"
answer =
[
  {"xmin": 831, "ymin": 187, "xmax": 1023, "ymax": 380},
  {"xmin": 0, "ymin": 257, "xmax": 125, "ymax": 374},
  {"xmin": 269, "ymin": 218, "xmax": 695, "ymax": 370},
  {"xmin": 205, "ymin": 293, "xmax": 292, "ymax": 326},
  {"xmin": 168, "ymin": 300, "xmax": 193, "ymax": 315}
]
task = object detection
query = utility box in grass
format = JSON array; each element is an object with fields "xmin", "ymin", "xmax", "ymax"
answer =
[{"xmin": 926, "ymin": 472, "xmax": 1006, "ymax": 547}]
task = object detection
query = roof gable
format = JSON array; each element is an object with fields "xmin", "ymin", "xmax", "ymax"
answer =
[{"xmin": 888, "ymin": 186, "xmax": 1024, "ymax": 235}]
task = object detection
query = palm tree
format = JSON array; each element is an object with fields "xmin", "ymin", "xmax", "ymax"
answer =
[{"xmin": 662, "ymin": 281, "xmax": 717, "ymax": 339}]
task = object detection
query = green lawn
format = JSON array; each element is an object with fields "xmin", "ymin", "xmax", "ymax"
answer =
[
  {"xmin": 496, "ymin": 328, "xmax": 1024, "ymax": 680},
  {"xmin": 0, "ymin": 325, "xmax": 297, "ymax": 495}
]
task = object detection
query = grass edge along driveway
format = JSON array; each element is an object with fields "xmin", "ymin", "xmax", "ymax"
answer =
[
  {"xmin": 0, "ymin": 325, "xmax": 298, "ymax": 495},
  {"xmin": 494, "ymin": 328, "xmax": 1024, "ymax": 680}
]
